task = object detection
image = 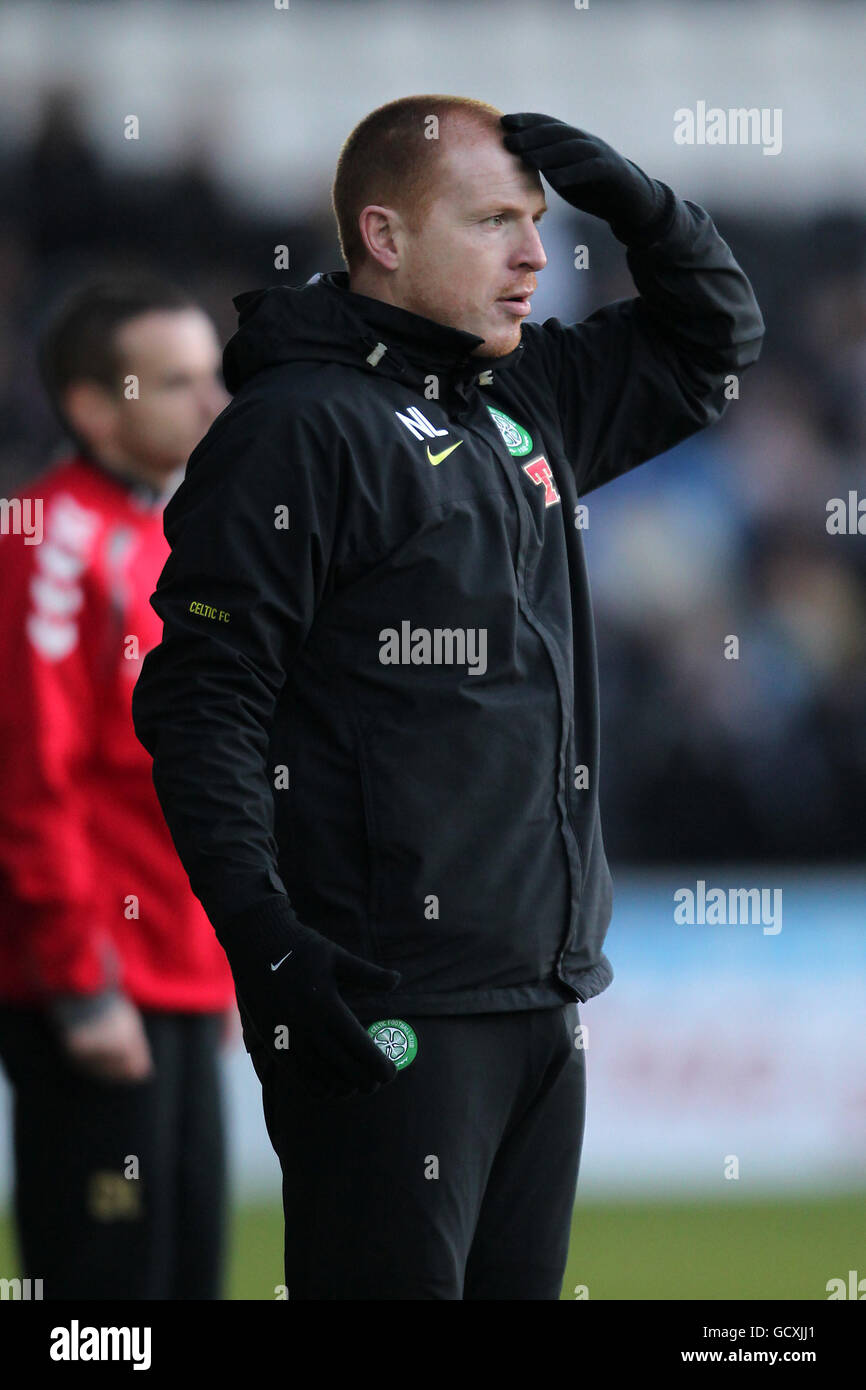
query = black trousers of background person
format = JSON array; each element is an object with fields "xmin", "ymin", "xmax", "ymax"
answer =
[
  {"xmin": 250, "ymin": 1002, "xmax": 586, "ymax": 1300},
  {"xmin": 0, "ymin": 1007, "xmax": 227, "ymax": 1300}
]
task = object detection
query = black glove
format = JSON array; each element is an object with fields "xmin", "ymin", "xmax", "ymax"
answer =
[
  {"xmin": 500, "ymin": 113, "xmax": 676, "ymax": 247},
  {"xmin": 216, "ymin": 896, "xmax": 402, "ymax": 1099}
]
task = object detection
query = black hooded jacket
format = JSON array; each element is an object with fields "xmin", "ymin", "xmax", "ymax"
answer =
[{"xmin": 132, "ymin": 193, "xmax": 764, "ymax": 1021}]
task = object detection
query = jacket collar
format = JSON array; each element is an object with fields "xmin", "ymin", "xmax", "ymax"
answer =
[
  {"xmin": 75, "ymin": 452, "xmax": 178, "ymax": 510},
  {"xmin": 317, "ymin": 271, "xmax": 524, "ymax": 386}
]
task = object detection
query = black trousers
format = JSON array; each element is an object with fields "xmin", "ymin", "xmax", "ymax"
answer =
[
  {"xmin": 250, "ymin": 1002, "xmax": 585, "ymax": 1300},
  {"xmin": 0, "ymin": 1007, "xmax": 227, "ymax": 1300}
]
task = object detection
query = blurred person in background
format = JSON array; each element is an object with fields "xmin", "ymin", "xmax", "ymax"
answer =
[{"xmin": 0, "ymin": 273, "xmax": 234, "ymax": 1299}]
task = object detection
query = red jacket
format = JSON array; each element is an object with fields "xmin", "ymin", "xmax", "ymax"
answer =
[{"xmin": 0, "ymin": 452, "xmax": 233, "ymax": 1011}]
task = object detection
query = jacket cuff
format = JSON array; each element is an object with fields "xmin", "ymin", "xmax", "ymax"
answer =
[
  {"xmin": 212, "ymin": 893, "xmax": 306, "ymax": 959},
  {"xmin": 46, "ymin": 986, "xmax": 123, "ymax": 1029},
  {"xmin": 612, "ymin": 180, "xmax": 680, "ymax": 249}
]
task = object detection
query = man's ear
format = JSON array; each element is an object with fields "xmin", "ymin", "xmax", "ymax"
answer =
[
  {"xmin": 357, "ymin": 204, "xmax": 403, "ymax": 271},
  {"xmin": 62, "ymin": 380, "xmax": 119, "ymax": 452}
]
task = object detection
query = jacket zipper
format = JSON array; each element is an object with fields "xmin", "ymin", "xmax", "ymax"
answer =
[{"xmin": 459, "ymin": 409, "xmax": 585, "ymax": 981}]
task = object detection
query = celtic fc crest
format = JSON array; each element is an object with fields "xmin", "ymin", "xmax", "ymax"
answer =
[{"xmin": 367, "ymin": 1018, "xmax": 419, "ymax": 1071}]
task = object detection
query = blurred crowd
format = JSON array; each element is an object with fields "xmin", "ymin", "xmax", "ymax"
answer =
[
  {"xmin": 2, "ymin": 88, "xmax": 864, "ymax": 865},
  {"xmin": 586, "ymin": 208, "xmax": 866, "ymax": 863}
]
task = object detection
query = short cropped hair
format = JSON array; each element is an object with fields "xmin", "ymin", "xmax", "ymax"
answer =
[
  {"xmin": 38, "ymin": 272, "xmax": 195, "ymax": 451},
  {"xmin": 332, "ymin": 94, "xmax": 503, "ymax": 272}
]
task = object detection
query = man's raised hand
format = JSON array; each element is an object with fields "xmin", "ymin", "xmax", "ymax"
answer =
[{"xmin": 500, "ymin": 112, "xmax": 675, "ymax": 246}]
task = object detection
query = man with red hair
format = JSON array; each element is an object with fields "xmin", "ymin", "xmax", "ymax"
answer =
[{"xmin": 134, "ymin": 97, "xmax": 764, "ymax": 1299}]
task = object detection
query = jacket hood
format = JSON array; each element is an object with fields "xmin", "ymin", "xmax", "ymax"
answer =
[{"xmin": 222, "ymin": 271, "xmax": 524, "ymax": 397}]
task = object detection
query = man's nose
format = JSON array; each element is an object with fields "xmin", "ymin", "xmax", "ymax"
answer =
[{"xmin": 519, "ymin": 222, "xmax": 547, "ymax": 272}]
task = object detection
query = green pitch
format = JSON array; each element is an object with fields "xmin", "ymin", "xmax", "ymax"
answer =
[
  {"xmin": 1, "ymin": 1193, "xmax": 862, "ymax": 1299},
  {"xmin": 559, "ymin": 1191, "xmax": 865, "ymax": 1300},
  {"xmin": 220, "ymin": 1191, "xmax": 866, "ymax": 1299}
]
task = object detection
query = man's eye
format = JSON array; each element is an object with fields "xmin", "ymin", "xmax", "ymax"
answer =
[{"xmin": 485, "ymin": 214, "xmax": 505, "ymax": 226}]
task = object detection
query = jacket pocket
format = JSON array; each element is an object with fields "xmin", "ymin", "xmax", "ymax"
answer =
[{"xmin": 355, "ymin": 707, "xmax": 571, "ymax": 992}]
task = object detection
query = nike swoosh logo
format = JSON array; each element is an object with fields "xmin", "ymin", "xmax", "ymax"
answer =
[
  {"xmin": 270, "ymin": 951, "xmax": 294, "ymax": 972},
  {"xmin": 426, "ymin": 440, "xmax": 463, "ymax": 466}
]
